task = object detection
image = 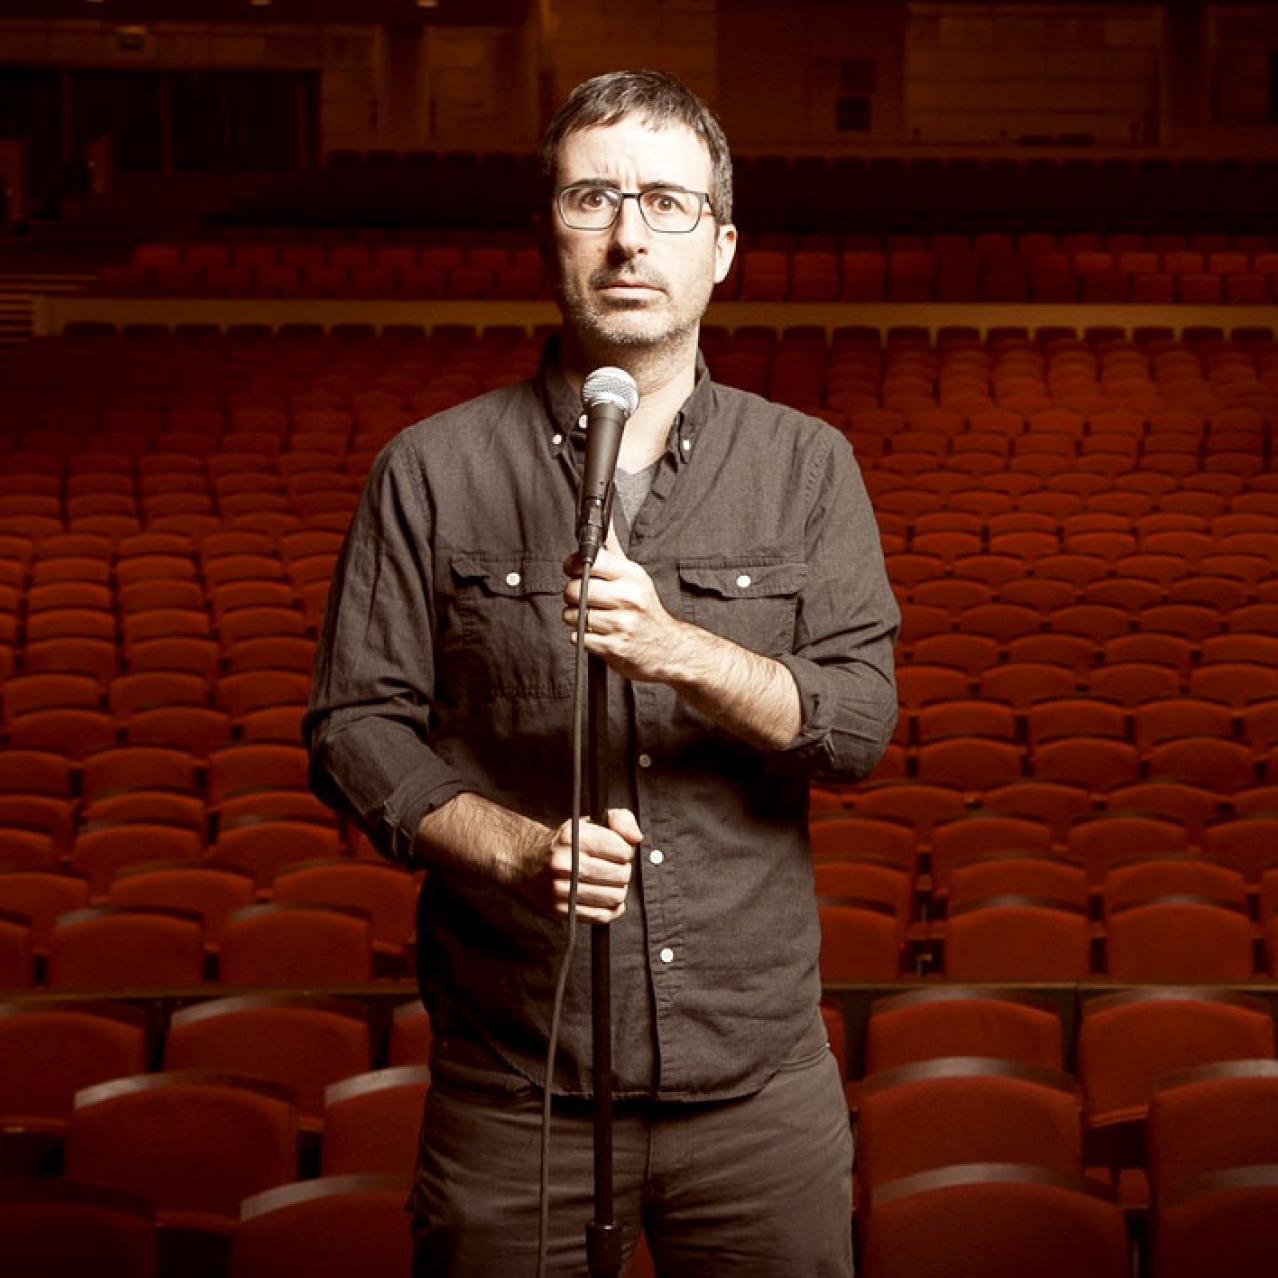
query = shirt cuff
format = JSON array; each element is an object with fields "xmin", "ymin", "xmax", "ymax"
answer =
[
  {"xmin": 381, "ymin": 769, "xmax": 475, "ymax": 866},
  {"xmin": 768, "ymin": 651, "xmax": 894, "ymax": 778}
]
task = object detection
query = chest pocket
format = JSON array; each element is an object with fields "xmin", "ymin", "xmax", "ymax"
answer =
[
  {"xmin": 678, "ymin": 560, "xmax": 808, "ymax": 656},
  {"xmin": 450, "ymin": 554, "xmax": 572, "ymax": 699}
]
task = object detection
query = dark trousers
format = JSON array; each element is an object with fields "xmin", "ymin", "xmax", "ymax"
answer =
[{"xmin": 409, "ymin": 1036, "xmax": 853, "ymax": 1277}]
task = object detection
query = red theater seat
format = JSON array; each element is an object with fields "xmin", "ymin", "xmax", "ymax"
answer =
[
  {"xmin": 48, "ymin": 905, "xmax": 205, "ymax": 989},
  {"xmin": 165, "ymin": 995, "xmax": 371, "ymax": 1126},
  {"xmin": 859, "ymin": 1165, "xmax": 1127, "ymax": 1278},
  {"xmin": 320, "ymin": 1066, "xmax": 430, "ymax": 1181},
  {"xmin": 857, "ymin": 1057, "xmax": 1082, "ymax": 1192},
  {"xmin": 66, "ymin": 1070, "xmax": 297, "ymax": 1256},
  {"xmin": 219, "ymin": 903, "xmax": 374, "ymax": 986},
  {"xmin": 230, "ymin": 1174, "xmax": 412, "ymax": 1278},
  {"xmin": 0, "ymin": 1179, "xmax": 160, "ymax": 1278},
  {"xmin": 943, "ymin": 896, "xmax": 1091, "ymax": 981}
]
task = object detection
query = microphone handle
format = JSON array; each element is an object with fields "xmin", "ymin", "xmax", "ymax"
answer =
[{"xmin": 577, "ymin": 400, "xmax": 628, "ymax": 564}]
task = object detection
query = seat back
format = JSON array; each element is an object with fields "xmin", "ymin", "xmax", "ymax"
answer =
[
  {"xmin": 0, "ymin": 1178, "xmax": 159, "ymax": 1278},
  {"xmin": 861, "ymin": 1164, "xmax": 1128, "ymax": 1278},
  {"xmin": 1077, "ymin": 990, "xmax": 1276, "ymax": 1133},
  {"xmin": 320, "ymin": 1066, "xmax": 430, "ymax": 1181},
  {"xmin": 857, "ymin": 1057, "xmax": 1082, "ymax": 1190},
  {"xmin": 0, "ymin": 1001, "xmax": 148, "ymax": 1128},
  {"xmin": 165, "ymin": 996, "xmax": 371, "ymax": 1122},
  {"xmin": 230, "ymin": 1174, "xmax": 412, "ymax": 1278},
  {"xmin": 866, "ymin": 988, "xmax": 1063, "ymax": 1075},
  {"xmin": 944, "ymin": 896, "xmax": 1091, "ymax": 980},
  {"xmin": 1105, "ymin": 896, "xmax": 1255, "ymax": 982},
  {"xmin": 1146, "ymin": 1060, "xmax": 1278, "ymax": 1200},
  {"xmin": 219, "ymin": 904, "xmax": 374, "ymax": 986},
  {"xmin": 65, "ymin": 1070, "xmax": 298, "ymax": 1224},
  {"xmin": 47, "ymin": 907, "xmax": 205, "ymax": 989}
]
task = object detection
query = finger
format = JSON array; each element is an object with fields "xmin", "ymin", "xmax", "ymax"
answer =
[
  {"xmin": 584, "ymin": 544, "xmax": 625, "ymax": 579},
  {"xmin": 564, "ymin": 574, "xmax": 624, "ymax": 612},
  {"xmin": 558, "ymin": 900, "xmax": 626, "ymax": 924},
  {"xmin": 554, "ymin": 878, "xmax": 628, "ymax": 910},
  {"xmin": 606, "ymin": 808, "xmax": 643, "ymax": 845},
  {"xmin": 554, "ymin": 838, "xmax": 639, "ymax": 879},
  {"xmin": 553, "ymin": 861, "xmax": 629, "ymax": 893},
  {"xmin": 578, "ymin": 827, "xmax": 638, "ymax": 862},
  {"xmin": 550, "ymin": 829, "xmax": 636, "ymax": 869},
  {"xmin": 603, "ymin": 521, "xmax": 625, "ymax": 556}
]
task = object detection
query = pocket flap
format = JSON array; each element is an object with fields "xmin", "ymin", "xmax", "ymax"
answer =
[
  {"xmin": 451, "ymin": 555, "xmax": 564, "ymax": 597},
  {"xmin": 678, "ymin": 561, "xmax": 808, "ymax": 599}
]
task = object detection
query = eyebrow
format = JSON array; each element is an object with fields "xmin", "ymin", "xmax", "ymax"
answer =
[{"xmin": 563, "ymin": 178, "xmax": 697, "ymax": 193}]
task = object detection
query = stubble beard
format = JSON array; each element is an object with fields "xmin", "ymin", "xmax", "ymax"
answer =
[{"xmin": 557, "ymin": 277, "xmax": 711, "ymax": 361}]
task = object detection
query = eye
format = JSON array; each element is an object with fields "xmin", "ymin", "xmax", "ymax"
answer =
[{"xmin": 569, "ymin": 187, "xmax": 612, "ymax": 211}]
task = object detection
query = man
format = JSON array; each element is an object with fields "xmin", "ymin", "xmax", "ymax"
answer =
[{"xmin": 306, "ymin": 69, "xmax": 898, "ymax": 1276}]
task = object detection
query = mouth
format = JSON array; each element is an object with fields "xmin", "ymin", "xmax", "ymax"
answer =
[{"xmin": 594, "ymin": 270, "xmax": 665, "ymax": 293}]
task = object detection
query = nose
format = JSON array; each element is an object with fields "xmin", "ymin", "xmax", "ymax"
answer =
[{"xmin": 607, "ymin": 194, "xmax": 651, "ymax": 255}]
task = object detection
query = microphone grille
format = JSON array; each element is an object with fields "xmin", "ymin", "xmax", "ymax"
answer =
[{"xmin": 582, "ymin": 366, "xmax": 639, "ymax": 418}]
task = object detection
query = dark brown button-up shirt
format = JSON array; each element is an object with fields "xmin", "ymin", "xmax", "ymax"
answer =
[{"xmin": 305, "ymin": 341, "xmax": 899, "ymax": 1101}]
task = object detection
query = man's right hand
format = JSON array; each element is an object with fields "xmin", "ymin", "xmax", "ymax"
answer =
[
  {"xmin": 416, "ymin": 793, "xmax": 640, "ymax": 925},
  {"xmin": 522, "ymin": 808, "xmax": 641, "ymax": 925}
]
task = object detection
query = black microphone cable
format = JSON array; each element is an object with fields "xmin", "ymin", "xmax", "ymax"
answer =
[{"xmin": 536, "ymin": 557, "xmax": 593, "ymax": 1278}]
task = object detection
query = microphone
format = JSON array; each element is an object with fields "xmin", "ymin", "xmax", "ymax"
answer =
[{"xmin": 577, "ymin": 366, "xmax": 639, "ymax": 565}]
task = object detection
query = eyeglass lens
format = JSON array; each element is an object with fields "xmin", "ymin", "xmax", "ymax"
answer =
[{"xmin": 558, "ymin": 186, "xmax": 705, "ymax": 232}]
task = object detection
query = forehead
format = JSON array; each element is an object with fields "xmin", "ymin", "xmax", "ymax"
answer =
[{"xmin": 555, "ymin": 116, "xmax": 713, "ymax": 189}]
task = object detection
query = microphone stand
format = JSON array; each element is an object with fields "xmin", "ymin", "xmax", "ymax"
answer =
[
  {"xmin": 573, "ymin": 372, "xmax": 634, "ymax": 1278},
  {"xmin": 585, "ymin": 645, "xmax": 620, "ymax": 1278}
]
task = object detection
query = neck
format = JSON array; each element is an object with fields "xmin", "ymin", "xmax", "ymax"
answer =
[{"xmin": 561, "ymin": 328, "xmax": 699, "ymax": 471}]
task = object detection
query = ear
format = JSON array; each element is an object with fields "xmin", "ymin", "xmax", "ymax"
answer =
[{"xmin": 713, "ymin": 222, "xmax": 738, "ymax": 284}]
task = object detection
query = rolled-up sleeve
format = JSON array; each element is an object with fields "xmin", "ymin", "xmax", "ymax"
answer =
[
  {"xmin": 769, "ymin": 430, "xmax": 899, "ymax": 780},
  {"xmin": 304, "ymin": 435, "xmax": 472, "ymax": 865}
]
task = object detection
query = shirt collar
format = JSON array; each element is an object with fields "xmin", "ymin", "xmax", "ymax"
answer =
[{"xmin": 535, "ymin": 333, "xmax": 713, "ymax": 470}]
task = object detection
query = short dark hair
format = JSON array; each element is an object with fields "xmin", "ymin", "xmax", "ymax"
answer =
[{"xmin": 541, "ymin": 69, "xmax": 734, "ymax": 225}]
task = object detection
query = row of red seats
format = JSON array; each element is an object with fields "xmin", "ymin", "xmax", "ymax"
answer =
[
  {"xmin": 818, "ymin": 875, "xmax": 1278, "ymax": 984},
  {"xmin": 824, "ymin": 774, "xmax": 1275, "ymax": 842},
  {"xmin": 95, "ymin": 244, "xmax": 1278, "ymax": 304},
  {"xmin": 888, "ymin": 693, "xmax": 1278, "ymax": 752},
  {"xmin": 1, "ymin": 990, "xmax": 431, "ymax": 1273},
  {"xmin": 97, "ymin": 260, "xmax": 550, "ymax": 301},
  {"xmin": 869, "ymin": 732, "xmax": 1278, "ymax": 796},
  {"xmin": 119, "ymin": 232, "xmax": 1278, "ymax": 296},
  {"xmin": 0, "ymin": 898, "xmax": 397, "ymax": 990},
  {"xmin": 11, "ymin": 326, "xmax": 1274, "ymax": 419},
  {"xmin": 1, "ymin": 993, "xmax": 429, "ymax": 1134},
  {"xmin": 12, "ymin": 987, "xmax": 1278, "ymax": 1277},
  {"xmin": 128, "ymin": 229, "xmax": 1278, "ymax": 270},
  {"xmin": 3, "ymin": 1172, "xmax": 414, "ymax": 1278},
  {"xmin": 889, "ymin": 555, "xmax": 1278, "ymax": 607}
]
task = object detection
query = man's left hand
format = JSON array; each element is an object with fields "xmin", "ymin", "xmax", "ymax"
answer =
[{"xmin": 563, "ymin": 530, "xmax": 685, "ymax": 682}]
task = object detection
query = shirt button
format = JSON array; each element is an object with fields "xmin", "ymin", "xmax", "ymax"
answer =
[
  {"xmin": 736, "ymin": 573, "xmax": 752, "ymax": 589},
  {"xmin": 659, "ymin": 947, "xmax": 675, "ymax": 964},
  {"xmin": 637, "ymin": 753, "xmax": 652, "ymax": 769},
  {"xmin": 551, "ymin": 433, "xmax": 563, "ymax": 445},
  {"xmin": 505, "ymin": 571, "xmax": 521, "ymax": 587},
  {"xmin": 649, "ymin": 849, "xmax": 664, "ymax": 865},
  {"xmin": 681, "ymin": 439, "xmax": 691, "ymax": 453}
]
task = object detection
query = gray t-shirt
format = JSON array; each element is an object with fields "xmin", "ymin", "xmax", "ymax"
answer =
[{"xmin": 612, "ymin": 459, "xmax": 661, "ymax": 538}]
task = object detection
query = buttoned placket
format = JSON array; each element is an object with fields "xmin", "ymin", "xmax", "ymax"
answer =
[
  {"xmin": 622, "ymin": 423, "xmax": 699, "ymax": 1086},
  {"xmin": 540, "ymin": 352, "xmax": 714, "ymax": 1091}
]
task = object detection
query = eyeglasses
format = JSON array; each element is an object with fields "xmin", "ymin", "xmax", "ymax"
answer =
[{"xmin": 555, "ymin": 183, "xmax": 713, "ymax": 234}]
